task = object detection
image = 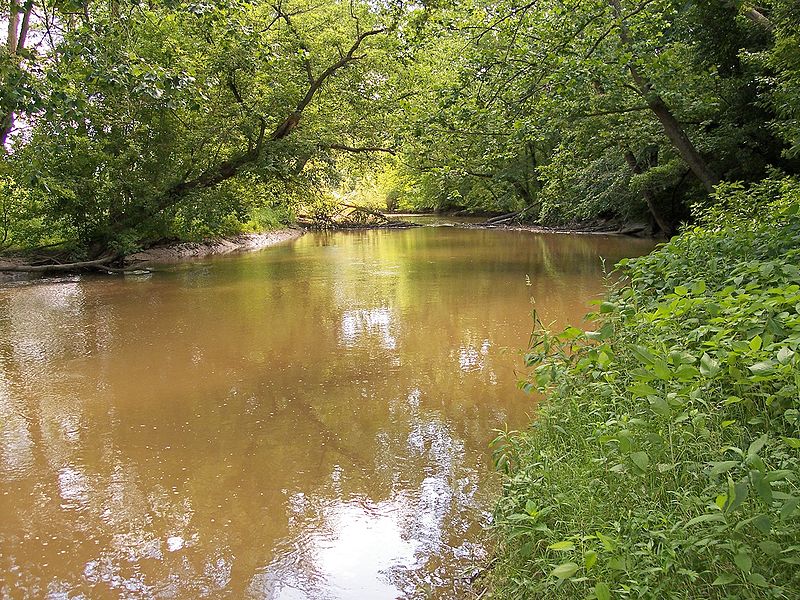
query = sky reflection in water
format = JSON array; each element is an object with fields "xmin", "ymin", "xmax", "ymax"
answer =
[{"xmin": 0, "ymin": 227, "xmax": 653, "ymax": 598}]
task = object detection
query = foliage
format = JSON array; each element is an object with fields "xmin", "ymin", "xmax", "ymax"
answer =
[
  {"xmin": 1, "ymin": 0, "xmax": 405, "ymax": 253},
  {"xmin": 0, "ymin": 171, "xmax": 52, "ymax": 250},
  {"xmin": 3, "ymin": 0, "xmax": 800, "ymax": 247},
  {"xmin": 490, "ymin": 177, "xmax": 800, "ymax": 598},
  {"xmin": 392, "ymin": 0, "xmax": 800, "ymax": 230}
]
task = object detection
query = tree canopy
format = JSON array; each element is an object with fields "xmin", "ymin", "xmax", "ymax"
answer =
[{"xmin": 1, "ymin": 0, "xmax": 799, "ymax": 254}]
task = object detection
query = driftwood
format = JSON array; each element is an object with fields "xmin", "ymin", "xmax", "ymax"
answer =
[
  {"xmin": 0, "ymin": 254, "xmax": 150, "ymax": 274},
  {"xmin": 0, "ymin": 256, "xmax": 117, "ymax": 272},
  {"xmin": 485, "ymin": 204, "xmax": 537, "ymax": 225},
  {"xmin": 298, "ymin": 203, "xmax": 418, "ymax": 230}
]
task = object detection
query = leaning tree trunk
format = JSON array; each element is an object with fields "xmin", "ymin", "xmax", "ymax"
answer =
[
  {"xmin": 101, "ymin": 27, "xmax": 387, "ymax": 250},
  {"xmin": 626, "ymin": 67, "xmax": 720, "ymax": 194},
  {"xmin": 608, "ymin": 0, "xmax": 720, "ymax": 194}
]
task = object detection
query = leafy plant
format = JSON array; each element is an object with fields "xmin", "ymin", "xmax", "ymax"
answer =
[{"xmin": 490, "ymin": 176, "xmax": 800, "ymax": 598}]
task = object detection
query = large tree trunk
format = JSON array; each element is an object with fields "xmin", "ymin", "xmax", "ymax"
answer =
[
  {"xmin": 727, "ymin": 1, "xmax": 773, "ymax": 33},
  {"xmin": 608, "ymin": 0, "xmax": 720, "ymax": 194},
  {"xmin": 7, "ymin": 0, "xmax": 20, "ymax": 52},
  {"xmin": 627, "ymin": 66, "xmax": 720, "ymax": 194}
]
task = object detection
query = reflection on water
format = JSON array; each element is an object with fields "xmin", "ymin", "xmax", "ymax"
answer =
[{"xmin": 0, "ymin": 228, "xmax": 653, "ymax": 598}]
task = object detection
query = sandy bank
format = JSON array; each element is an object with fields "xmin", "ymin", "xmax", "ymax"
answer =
[{"xmin": 124, "ymin": 228, "xmax": 305, "ymax": 265}]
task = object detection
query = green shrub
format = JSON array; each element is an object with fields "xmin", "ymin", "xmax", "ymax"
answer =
[
  {"xmin": 490, "ymin": 177, "xmax": 800, "ymax": 598},
  {"xmin": 245, "ymin": 204, "xmax": 295, "ymax": 232}
]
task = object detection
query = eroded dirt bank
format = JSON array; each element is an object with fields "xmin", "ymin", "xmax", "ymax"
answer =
[
  {"xmin": 124, "ymin": 228, "xmax": 305, "ymax": 265},
  {"xmin": 0, "ymin": 229, "xmax": 306, "ymax": 282}
]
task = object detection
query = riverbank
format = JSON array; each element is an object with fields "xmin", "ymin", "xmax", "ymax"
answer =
[
  {"xmin": 489, "ymin": 177, "xmax": 800, "ymax": 598},
  {"xmin": 0, "ymin": 228, "xmax": 305, "ymax": 281},
  {"xmin": 123, "ymin": 228, "xmax": 305, "ymax": 265},
  {"xmin": 476, "ymin": 222, "xmax": 661, "ymax": 237},
  {"xmin": 387, "ymin": 212, "xmax": 662, "ymax": 237}
]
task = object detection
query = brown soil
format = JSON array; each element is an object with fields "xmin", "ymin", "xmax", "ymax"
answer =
[
  {"xmin": 124, "ymin": 228, "xmax": 305, "ymax": 265},
  {"xmin": 0, "ymin": 229, "xmax": 306, "ymax": 283}
]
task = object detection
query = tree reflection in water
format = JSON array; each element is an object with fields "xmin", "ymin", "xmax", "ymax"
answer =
[{"xmin": 0, "ymin": 228, "xmax": 653, "ymax": 598}]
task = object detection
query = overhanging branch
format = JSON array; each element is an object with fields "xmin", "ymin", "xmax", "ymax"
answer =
[{"xmin": 326, "ymin": 143, "xmax": 396, "ymax": 155}]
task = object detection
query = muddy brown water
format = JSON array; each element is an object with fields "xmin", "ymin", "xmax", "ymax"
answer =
[{"xmin": 0, "ymin": 227, "xmax": 653, "ymax": 599}]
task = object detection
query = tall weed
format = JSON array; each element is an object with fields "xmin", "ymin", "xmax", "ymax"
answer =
[{"xmin": 490, "ymin": 177, "xmax": 800, "ymax": 598}]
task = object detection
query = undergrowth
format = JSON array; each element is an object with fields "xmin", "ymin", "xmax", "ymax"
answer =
[{"xmin": 490, "ymin": 176, "xmax": 800, "ymax": 599}]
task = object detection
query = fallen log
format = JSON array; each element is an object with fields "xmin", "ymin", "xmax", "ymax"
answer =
[
  {"xmin": 0, "ymin": 255, "xmax": 151, "ymax": 274},
  {"xmin": 486, "ymin": 210, "xmax": 522, "ymax": 224},
  {"xmin": 485, "ymin": 204, "xmax": 537, "ymax": 225}
]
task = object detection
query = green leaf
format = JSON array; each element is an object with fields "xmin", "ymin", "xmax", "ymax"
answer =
[
  {"xmin": 630, "ymin": 345, "xmax": 655, "ymax": 365},
  {"xmin": 699, "ymin": 353, "xmax": 720, "ymax": 377},
  {"xmin": 709, "ymin": 461, "xmax": 738, "ymax": 477},
  {"xmin": 749, "ymin": 360, "xmax": 775, "ymax": 374},
  {"xmin": 754, "ymin": 475, "xmax": 773, "ymax": 504},
  {"xmin": 749, "ymin": 335, "xmax": 762, "ymax": 351},
  {"xmin": 551, "ymin": 562, "xmax": 579, "ymax": 579},
  {"xmin": 759, "ymin": 540, "xmax": 780, "ymax": 556},
  {"xmin": 752, "ymin": 514, "xmax": 771, "ymax": 534},
  {"xmin": 734, "ymin": 551, "xmax": 752, "ymax": 572},
  {"xmin": 685, "ymin": 513, "xmax": 726, "ymax": 527},
  {"xmin": 781, "ymin": 497, "xmax": 799, "ymax": 521},
  {"xmin": 712, "ymin": 573, "xmax": 736, "ymax": 585},
  {"xmin": 748, "ymin": 572, "xmax": 768, "ymax": 587},
  {"xmin": 595, "ymin": 582, "xmax": 610, "ymax": 600},
  {"xmin": 630, "ymin": 382, "xmax": 658, "ymax": 397},
  {"xmin": 777, "ymin": 347, "xmax": 794, "ymax": 364},
  {"xmin": 725, "ymin": 480, "xmax": 749, "ymax": 514},
  {"xmin": 747, "ymin": 434, "xmax": 768, "ymax": 458},
  {"xmin": 653, "ymin": 360, "xmax": 671, "ymax": 380},
  {"xmin": 631, "ymin": 451, "xmax": 650, "ymax": 473},
  {"xmin": 596, "ymin": 532, "xmax": 616, "ymax": 551},
  {"xmin": 782, "ymin": 437, "xmax": 800, "ymax": 449},
  {"xmin": 674, "ymin": 364, "xmax": 700, "ymax": 380},
  {"xmin": 607, "ymin": 557, "xmax": 626, "ymax": 571},
  {"xmin": 599, "ymin": 301, "xmax": 617, "ymax": 313},
  {"xmin": 584, "ymin": 550, "xmax": 597, "ymax": 569},
  {"xmin": 674, "ymin": 285, "xmax": 688, "ymax": 296},
  {"xmin": 561, "ymin": 326, "xmax": 584, "ymax": 340},
  {"xmin": 548, "ymin": 541, "xmax": 575, "ymax": 551}
]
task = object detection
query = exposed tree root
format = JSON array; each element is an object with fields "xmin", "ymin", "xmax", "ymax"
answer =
[{"xmin": 0, "ymin": 255, "xmax": 149, "ymax": 274}]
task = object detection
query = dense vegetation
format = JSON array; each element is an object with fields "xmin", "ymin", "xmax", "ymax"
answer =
[
  {"xmin": 1, "ymin": 0, "xmax": 408, "ymax": 255},
  {"xmin": 398, "ymin": 0, "xmax": 800, "ymax": 229},
  {"xmin": 2, "ymin": 0, "xmax": 799, "ymax": 257},
  {"xmin": 491, "ymin": 179, "xmax": 800, "ymax": 598}
]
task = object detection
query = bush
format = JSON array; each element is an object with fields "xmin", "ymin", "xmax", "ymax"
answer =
[{"xmin": 490, "ymin": 177, "xmax": 800, "ymax": 598}]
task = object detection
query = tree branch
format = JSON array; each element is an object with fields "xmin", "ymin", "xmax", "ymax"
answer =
[
  {"xmin": 325, "ymin": 143, "xmax": 396, "ymax": 155},
  {"xmin": 0, "ymin": 255, "xmax": 119, "ymax": 272}
]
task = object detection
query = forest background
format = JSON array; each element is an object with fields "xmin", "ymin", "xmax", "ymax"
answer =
[{"xmin": 1, "ymin": 0, "xmax": 797, "ymax": 257}]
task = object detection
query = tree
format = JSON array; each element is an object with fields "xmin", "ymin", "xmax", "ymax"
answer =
[
  {"xmin": 395, "ymin": 0, "xmax": 797, "ymax": 232},
  {"xmin": 1, "ymin": 0, "xmax": 36, "ymax": 148},
  {"xmin": 3, "ymin": 0, "xmax": 404, "ymax": 253}
]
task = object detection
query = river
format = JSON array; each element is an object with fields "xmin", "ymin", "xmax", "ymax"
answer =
[{"xmin": 0, "ymin": 226, "xmax": 653, "ymax": 599}]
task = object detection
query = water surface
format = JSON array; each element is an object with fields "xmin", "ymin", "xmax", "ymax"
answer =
[{"xmin": 0, "ymin": 227, "xmax": 653, "ymax": 598}]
